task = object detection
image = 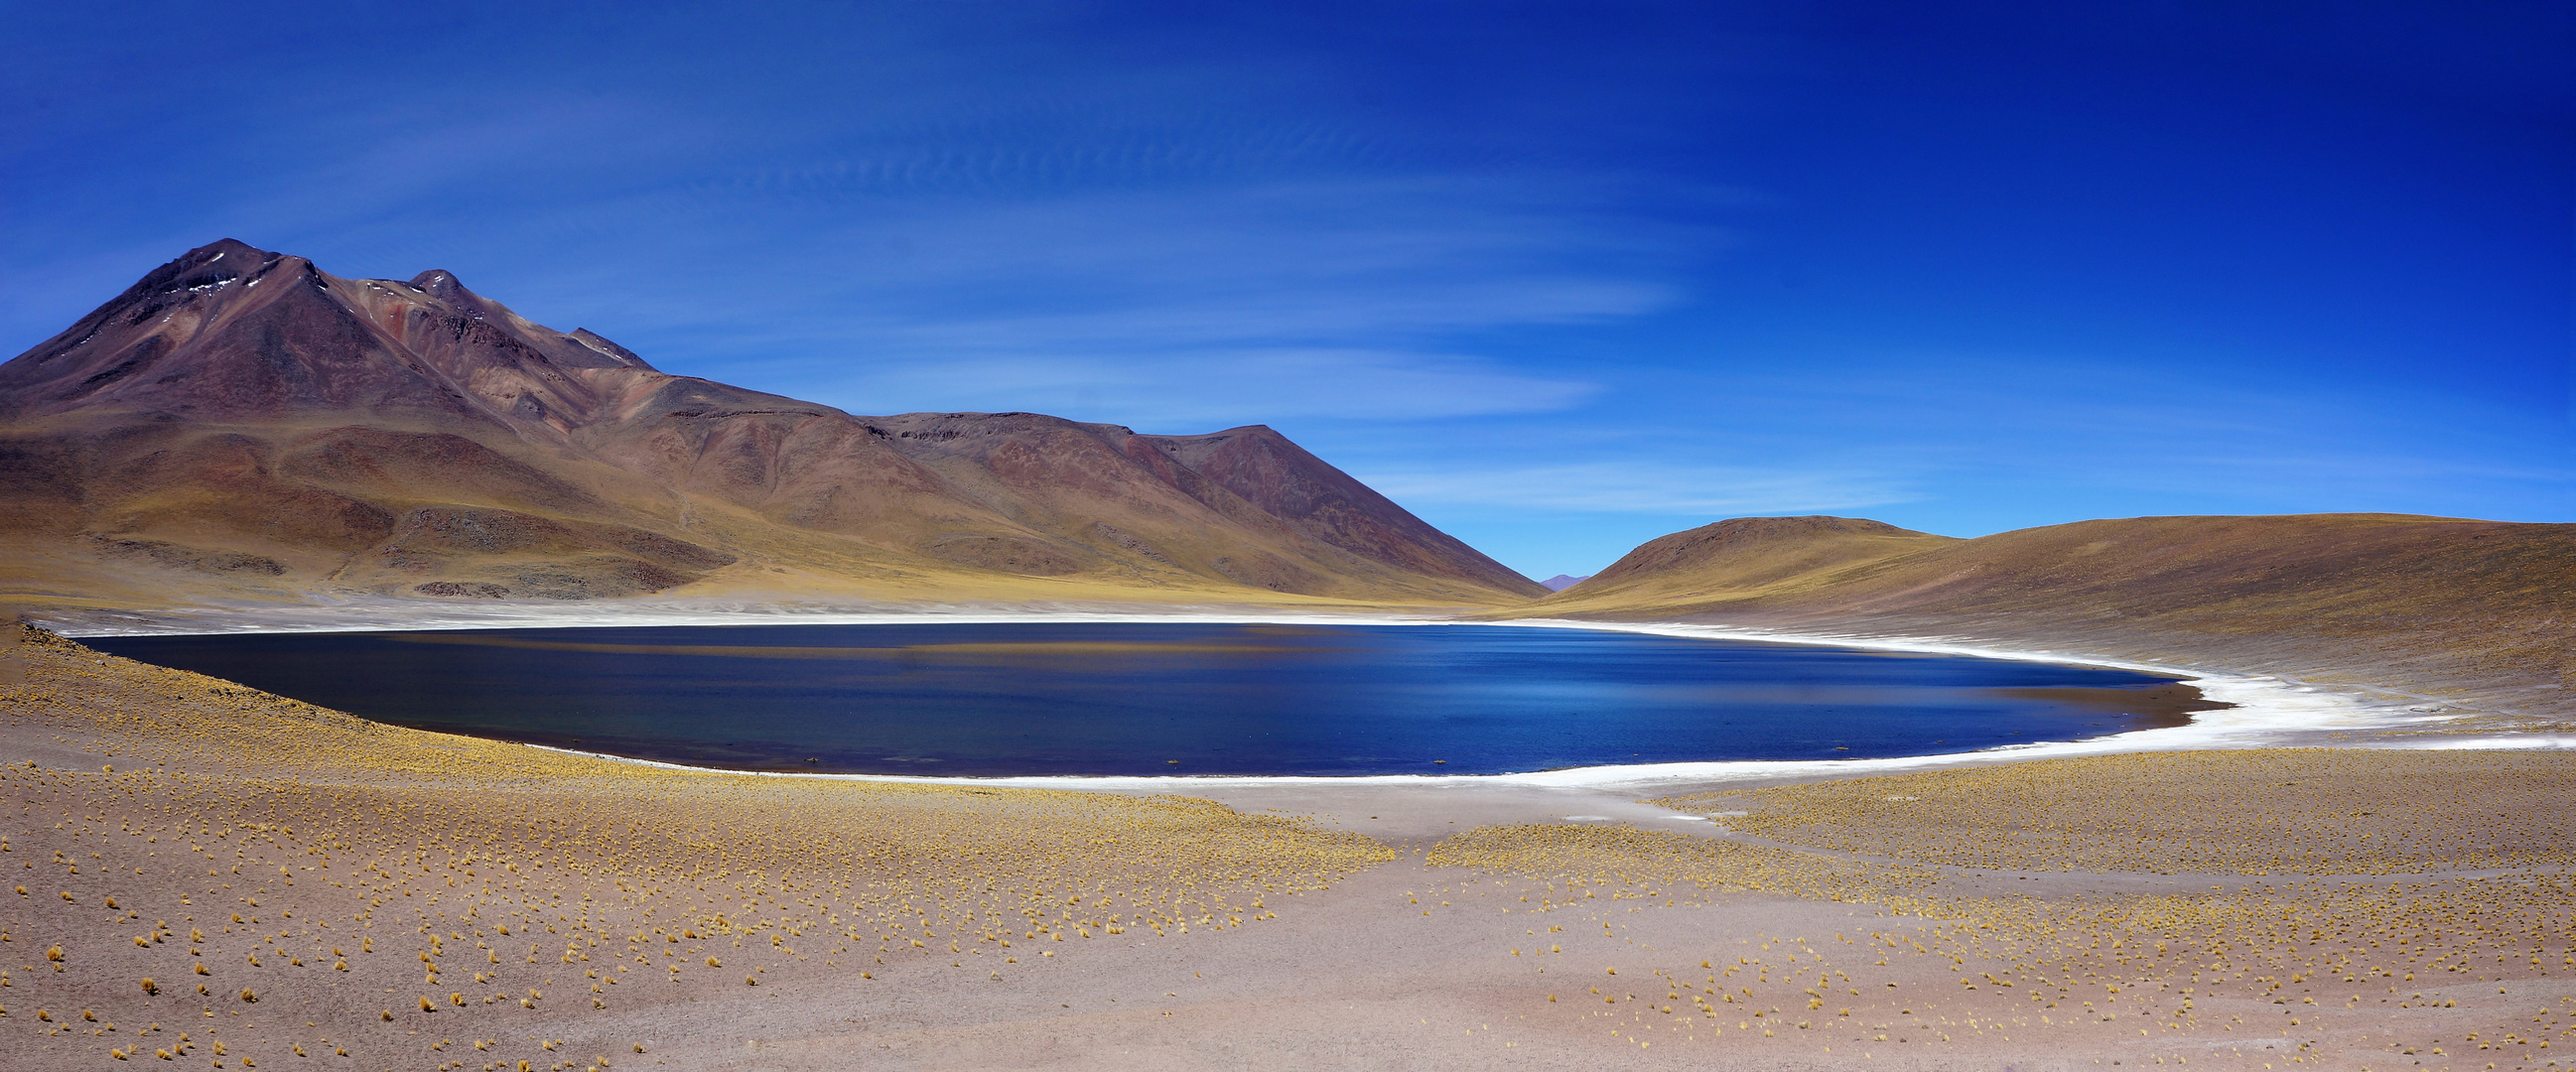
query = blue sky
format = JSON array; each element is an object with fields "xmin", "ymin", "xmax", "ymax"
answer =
[{"xmin": 5, "ymin": 2, "xmax": 2569, "ymax": 578}]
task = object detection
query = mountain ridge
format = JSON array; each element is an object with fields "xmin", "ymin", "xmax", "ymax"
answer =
[{"xmin": 0, "ymin": 239, "xmax": 1545, "ymax": 610}]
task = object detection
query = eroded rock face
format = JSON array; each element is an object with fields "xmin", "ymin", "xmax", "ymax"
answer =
[{"xmin": 0, "ymin": 240, "xmax": 1543, "ymax": 603}]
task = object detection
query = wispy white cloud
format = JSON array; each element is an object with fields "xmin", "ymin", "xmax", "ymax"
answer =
[
  {"xmin": 788, "ymin": 347, "xmax": 1597, "ymax": 426},
  {"xmin": 540, "ymin": 174, "xmax": 1685, "ymax": 423},
  {"xmin": 1358, "ymin": 461, "xmax": 1922, "ymax": 516},
  {"xmin": 560, "ymin": 173, "xmax": 1689, "ymax": 347}
]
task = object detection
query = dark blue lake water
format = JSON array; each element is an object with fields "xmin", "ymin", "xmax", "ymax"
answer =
[{"xmin": 88, "ymin": 622, "xmax": 2216, "ymax": 776}]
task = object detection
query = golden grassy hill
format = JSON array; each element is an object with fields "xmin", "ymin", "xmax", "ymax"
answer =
[
  {"xmin": 1548, "ymin": 515, "xmax": 1959, "ymax": 606},
  {"xmin": 1536, "ymin": 513, "xmax": 2576, "ymax": 722}
]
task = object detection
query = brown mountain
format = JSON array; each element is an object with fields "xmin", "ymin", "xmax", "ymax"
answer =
[
  {"xmin": 0, "ymin": 239, "xmax": 1543, "ymax": 610},
  {"xmin": 1538, "ymin": 512, "xmax": 2576, "ymax": 720}
]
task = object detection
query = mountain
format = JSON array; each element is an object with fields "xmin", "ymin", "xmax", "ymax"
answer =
[
  {"xmin": 1537, "ymin": 574, "xmax": 1590, "ymax": 592},
  {"xmin": 1536, "ymin": 512, "xmax": 2576, "ymax": 718},
  {"xmin": 0, "ymin": 239, "xmax": 1545, "ymax": 611}
]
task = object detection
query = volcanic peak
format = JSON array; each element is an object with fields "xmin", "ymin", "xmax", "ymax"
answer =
[{"xmin": 0, "ymin": 240, "xmax": 1543, "ymax": 606}]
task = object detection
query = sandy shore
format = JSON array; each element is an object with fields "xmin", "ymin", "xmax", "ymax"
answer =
[{"xmin": 6, "ymin": 621, "xmax": 2575, "ymax": 1071}]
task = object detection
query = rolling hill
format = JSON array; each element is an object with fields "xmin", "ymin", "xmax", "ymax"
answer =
[{"xmin": 1537, "ymin": 513, "xmax": 2576, "ymax": 721}]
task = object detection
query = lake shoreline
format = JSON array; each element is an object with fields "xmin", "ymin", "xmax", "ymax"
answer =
[{"xmin": 37, "ymin": 598, "xmax": 2538, "ymax": 792}]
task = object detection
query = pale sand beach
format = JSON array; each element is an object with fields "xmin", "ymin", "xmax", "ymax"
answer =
[{"xmin": 7, "ymin": 620, "xmax": 2575, "ymax": 1071}]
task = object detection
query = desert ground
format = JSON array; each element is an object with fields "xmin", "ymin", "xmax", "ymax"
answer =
[{"xmin": 5, "ymin": 621, "xmax": 2574, "ymax": 1072}]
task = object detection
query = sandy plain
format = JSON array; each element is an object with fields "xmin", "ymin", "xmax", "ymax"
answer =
[{"xmin": 5, "ymin": 620, "xmax": 2576, "ymax": 1072}]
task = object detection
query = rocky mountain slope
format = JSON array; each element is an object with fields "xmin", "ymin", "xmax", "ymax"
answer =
[{"xmin": 0, "ymin": 239, "xmax": 1543, "ymax": 610}]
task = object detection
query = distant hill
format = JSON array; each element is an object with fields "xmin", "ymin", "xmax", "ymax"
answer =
[
  {"xmin": 0, "ymin": 240, "xmax": 1545, "ymax": 611},
  {"xmin": 1537, "ymin": 574, "xmax": 1590, "ymax": 592},
  {"xmin": 1551, "ymin": 516, "xmax": 1958, "ymax": 606},
  {"xmin": 1537, "ymin": 513, "xmax": 2576, "ymax": 720}
]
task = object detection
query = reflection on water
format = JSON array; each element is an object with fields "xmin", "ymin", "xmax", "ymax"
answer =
[
  {"xmin": 384, "ymin": 633, "xmax": 1336, "ymax": 659},
  {"xmin": 90, "ymin": 622, "xmax": 2215, "ymax": 776}
]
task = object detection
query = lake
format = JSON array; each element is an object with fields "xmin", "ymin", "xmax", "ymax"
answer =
[{"xmin": 87, "ymin": 621, "xmax": 2217, "ymax": 776}]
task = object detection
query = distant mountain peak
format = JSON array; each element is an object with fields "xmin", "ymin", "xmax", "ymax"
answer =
[
  {"xmin": 0, "ymin": 240, "xmax": 1546, "ymax": 606},
  {"xmin": 117, "ymin": 239, "xmax": 282, "ymax": 305},
  {"xmin": 405, "ymin": 268, "xmax": 491, "ymax": 313},
  {"xmin": 1539, "ymin": 574, "xmax": 1590, "ymax": 592},
  {"xmin": 183, "ymin": 237, "xmax": 274, "ymax": 264}
]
